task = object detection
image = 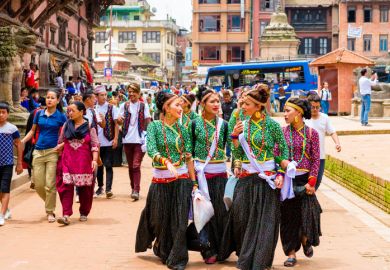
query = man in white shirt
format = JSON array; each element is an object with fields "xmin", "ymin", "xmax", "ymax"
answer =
[
  {"xmin": 95, "ymin": 86, "xmax": 119, "ymax": 199},
  {"xmin": 118, "ymin": 83, "xmax": 151, "ymax": 201},
  {"xmin": 358, "ymin": 68, "xmax": 378, "ymax": 126},
  {"xmin": 306, "ymin": 94, "xmax": 341, "ymax": 190}
]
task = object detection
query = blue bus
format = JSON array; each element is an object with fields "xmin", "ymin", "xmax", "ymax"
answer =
[{"xmin": 205, "ymin": 60, "xmax": 318, "ymax": 98}]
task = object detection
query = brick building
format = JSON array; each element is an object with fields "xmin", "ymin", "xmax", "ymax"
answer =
[
  {"xmin": 0, "ymin": 0, "xmax": 124, "ymax": 89},
  {"xmin": 339, "ymin": 0, "xmax": 390, "ymax": 59}
]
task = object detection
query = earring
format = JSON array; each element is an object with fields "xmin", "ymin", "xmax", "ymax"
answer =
[
  {"xmin": 294, "ymin": 115, "xmax": 299, "ymax": 123},
  {"xmin": 166, "ymin": 112, "xmax": 171, "ymax": 119},
  {"xmin": 255, "ymin": 111, "xmax": 261, "ymax": 119}
]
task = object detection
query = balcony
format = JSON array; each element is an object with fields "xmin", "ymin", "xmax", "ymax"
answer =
[
  {"xmin": 100, "ymin": 19, "xmax": 180, "ymax": 33},
  {"xmin": 291, "ymin": 22, "xmax": 328, "ymax": 32}
]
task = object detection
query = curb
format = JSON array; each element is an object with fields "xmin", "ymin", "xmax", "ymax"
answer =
[{"xmin": 337, "ymin": 129, "xmax": 390, "ymax": 136}]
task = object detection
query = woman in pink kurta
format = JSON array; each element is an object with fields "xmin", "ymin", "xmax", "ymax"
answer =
[{"xmin": 56, "ymin": 101, "xmax": 99, "ymax": 225}]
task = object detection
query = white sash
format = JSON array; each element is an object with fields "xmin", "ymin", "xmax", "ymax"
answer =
[
  {"xmin": 153, "ymin": 165, "xmax": 188, "ymax": 179},
  {"xmin": 194, "ymin": 117, "xmax": 224, "ymax": 201}
]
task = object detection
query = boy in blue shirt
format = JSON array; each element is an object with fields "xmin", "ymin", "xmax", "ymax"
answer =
[{"xmin": 0, "ymin": 102, "xmax": 23, "ymax": 225}]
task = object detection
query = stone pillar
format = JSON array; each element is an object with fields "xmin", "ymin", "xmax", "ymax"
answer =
[
  {"xmin": 383, "ymin": 99, "xmax": 390, "ymax": 117},
  {"xmin": 39, "ymin": 49, "xmax": 50, "ymax": 89},
  {"xmin": 369, "ymin": 99, "xmax": 384, "ymax": 117},
  {"xmin": 351, "ymin": 98, "xmax": 360, "ymax": 117}
]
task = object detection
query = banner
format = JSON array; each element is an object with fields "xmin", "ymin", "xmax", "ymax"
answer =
[{"xmin": 347, "ymin": 24, "xmax": 362, "ymax": 38}]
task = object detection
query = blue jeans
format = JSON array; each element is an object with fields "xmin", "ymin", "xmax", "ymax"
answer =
[
  {"xmin": 360, "ymin": 94, "xmax": 371, "ymax": 125},
  {"xmin": 316, "ymin": 159, "xmax": 325, "ymax": 190},
  {"xmin": 321, "ymin": 100, "xmax": 329, "ymax": 114}
]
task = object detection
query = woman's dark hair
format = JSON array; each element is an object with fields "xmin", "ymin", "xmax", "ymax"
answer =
[
  {"xmin": 322, "ymin": 81, "xmax": 328, "ymax": 86},
  {"xmin": 196, "ymin": 85, "xmax": 215, "ymax": 103},
  {"xmin": 21, "ymin": 87, "xmax": 28, "ymax": 94},
  {"xmin": 47, "ymin": 89, "xmax": 63, "ymax": 112},
  {"xmin": 247, "ymin": 83, "xmax": 270, "ymax": 110},
  {"xmin": 286, "ymin": 97, "xmax": 311, "ymax": 119},
  {"xmin": 0, "ymin": 102, "xmax": 10, "ymax": 113},
  {"xmin": 82, "ymin": 90, "xmax": 95, "ymax": 102},
  {"xmin": 156, "ymin": 91, "xmax": 175, "ymax": 114},
  {"xmin": 72, "ymin": 101, "xmax": 86, "ymax": 115},
  {"xmin": 183, "ymin": 93, "xmax": 196, "ymax": 105},
  {"xmin": 307, "ymin": 93, "xmax": 321, "ymax": 103}
]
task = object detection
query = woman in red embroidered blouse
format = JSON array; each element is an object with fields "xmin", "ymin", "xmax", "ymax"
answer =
[
  {"xmin": 56, "ymin": 102, "xmax": 99, "ymax": 225},
  {"xmin": 280, "ymin": 98, "xmax": 322, "ymax": 267}
]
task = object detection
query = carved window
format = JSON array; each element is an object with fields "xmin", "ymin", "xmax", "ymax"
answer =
[
  {"xmin": 50, "ymin": 28, "xmax": 56, "ymax": 45},
  {"xmin": 81, "ymin": 39, "xmax": 87, "ymax": 57},
  {"xmin": 57, "ymin": 17, "xmax": 68, "ymax": 48},
  {"xmin": 68, "ymin": 37, "xmax": 73, "ymax": 52},
  {"xmin": 363, "ymin": 35, "xmax": 371, "ymax": 51}
]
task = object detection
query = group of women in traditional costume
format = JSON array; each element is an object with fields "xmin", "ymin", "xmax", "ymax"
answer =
[{"xmin": 135, "ymin": 83, "xmax": 322, "ymax": 270}]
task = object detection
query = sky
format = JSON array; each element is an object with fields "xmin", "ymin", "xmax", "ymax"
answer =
[{"xmin": 147, "ymin": 0, "xmax": 192, "ymax": 30}]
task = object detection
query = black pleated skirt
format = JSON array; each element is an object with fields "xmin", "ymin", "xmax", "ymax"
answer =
[
  {"xmin": 280, "ymin": 173, "xmax": 322, "ymax": 256},
  {"xmin": 219, "ymin": 174, "xmax": 281, "ymax": 270},
  {"xmin": 135, "ymin": 178, "xmax": 193, "ymax": 269},
  {"xmin": 203, "ymin": 175, "xmax": 228, "ymax": 259}
]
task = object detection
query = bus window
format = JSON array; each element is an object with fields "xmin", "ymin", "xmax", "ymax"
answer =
[
  {"xmin": 209, "ymin": 74, "xmax": 225, "ymax": 87},
  {"xmin": 284, "ymin": 66, "xmax": 305, "ymax": 83}
]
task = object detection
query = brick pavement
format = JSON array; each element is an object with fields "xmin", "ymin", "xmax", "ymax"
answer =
[{"xmin": 1, "ymin": 156, "xmax": 389, "ymax": 270}]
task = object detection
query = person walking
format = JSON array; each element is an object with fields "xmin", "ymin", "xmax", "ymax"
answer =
[
  {"xmin": 220, "ymin": 84, "xmax": 289, "ymax": 270},
  {"xmin": 95, "ymin": 86, "xmax": 119, "ymax": 198},
  {"xmin": 280, "ymin": 98, "xmax": 322, "ymax": 267},
  {"xmin": 359, "ymin": 69, "xmax": 378, "ymax": 126},
  {"xmin": 306, "ymin": 94, "xmax": 341, "ymax": 190},
  {"xmin": 21, "ymin": 90, "xmax": 67, "ymax": 223},
  {"xmin": 135, "ymin": 91, "xmax": 196, "ymax": 270},
  {"xmin": 0, "ymin": 103, "xmax": 23, "ymax": 225},
  {"xmin": 180, "ymin": 93, "xmax": 198, "ymax": 128},
  {"xmin": 319, "ymin": 82, "xmax": 332, "ymax": 115},
  {"xmin": 119, "ymin": 83, "xmax": 151, "ymax": 201},
  {"xmin": 221, "ymin": 89, "xmax": 236, "ymax": 162},
  {"xmin": 56, "ymin": 102, "xmax": 99, "ymax": 225}
]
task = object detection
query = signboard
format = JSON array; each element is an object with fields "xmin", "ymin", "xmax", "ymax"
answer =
[
  {"xmin": 347, "ymin": 24, "xmax": 362, "ymax": 38},
  {"xmin": 104, "ymin": 68, "xmax": 112, "ymax": 79},
  {"xmin": 240, "ymin": 0, "xmax": 245, "ymax": 18}
]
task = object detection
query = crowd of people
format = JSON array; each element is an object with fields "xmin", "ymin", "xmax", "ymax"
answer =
[{"xmin": 0, "ymin": 78, "xmax": 343, "ymax": 270}]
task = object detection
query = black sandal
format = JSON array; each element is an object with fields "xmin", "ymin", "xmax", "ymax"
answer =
[
  {"xmin": 284, "ymin": 257, "xmax": 297, "ymax": 267},
  {"xmin": 303, "ymin": 243, "xmax": 314, "ymax": 258}
]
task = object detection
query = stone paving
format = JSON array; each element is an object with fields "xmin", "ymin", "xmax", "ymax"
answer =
[{"xmin": 1, "ymin": 156, "xmax": 389, "ymax": 270}]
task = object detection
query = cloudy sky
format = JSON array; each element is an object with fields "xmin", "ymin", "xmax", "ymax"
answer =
[{"xmin": 147, "ymin": 0, "xmax": 192, "ymax": 30}]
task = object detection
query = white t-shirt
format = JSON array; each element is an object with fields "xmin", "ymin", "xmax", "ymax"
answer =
[
  {"xmin": 119, "ymin": 101, "xmax": 151, "ymax": 144},
  {"xmin": 96, "ymin": 102, "xmax": 119, "ymax": 147},
  {"xmin": 305, "ymin": 113, "xmax": 336, "ymax": 159},
  {"xmin": 359, "ymin": 76, "xmax": 377, "ymax": 95}
]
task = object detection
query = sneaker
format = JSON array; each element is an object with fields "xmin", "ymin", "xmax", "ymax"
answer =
[
  {"xmin": 57, "ymin": 216, "xmax": 70, "ymax": 225},
  {"xmin": 94, "ymin": 187, "xmax": 104, "ymax": 198},
  {"xmin": 0, "ymin": 214, "xmax": 4, "ymax": 226},
  {"xmin": 47, "ymin": 213, "xmax": 56, "ymax": 223},
  {"xmin": 106, "ymin": 190, "xmax": 114, "ymax": 199},
  {"xmin": 79, "ymin": 215, "xmax": 88, "ymax": 222},
  {"xmin": 131, "ymin": 192, "xmax": 139, "ymax": 201},
  {"xmin": 4, "ymin": 209, "xmax": 11, "ymax": 220},
  {"xmin": 75, "ymin": 195, "xmax": 80, "ymax": 203}
]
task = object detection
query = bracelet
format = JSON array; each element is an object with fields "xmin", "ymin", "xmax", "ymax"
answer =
[
  {"xmin": 308, "ymin": 176, "xmax": 317, "ymax": 187},
  {"xmin": 192, "ymin": 180, "xmax": 199, "ymax": 187},
  {"xmin": 230, "ymin": 134, "xmax": 239, "ymax": 140}
]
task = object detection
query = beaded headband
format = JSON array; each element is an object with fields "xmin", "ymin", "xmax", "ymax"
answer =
[
  {"xmin": 163, "ymin": 95, "xmax": 179, "ymax": 112},
  {"xmin": 201, "ymin": 90, "xmax": 217, "ymax": 104},
  {"xmin": 285, "ymin": 102, "xmax": 304, "ymax": 115},
  {"xmin": 245, "ymin": 91, "xmax": 266, "ymax": 106},
  {"xmin": 181, "ymin": 96, "xmax": 192, "ymax": 106}
]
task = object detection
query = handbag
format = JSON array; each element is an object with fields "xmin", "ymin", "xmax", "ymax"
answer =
[{"xmin": 23, "ymin": 144, "xmax": 35, "ymax": 167}]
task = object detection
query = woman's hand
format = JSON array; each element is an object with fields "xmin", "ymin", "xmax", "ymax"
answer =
[
  {"xmin": 275, "ymin": 175, "xmax": 284, "ymax": 189},
  {"xmin": 91, "ymin": 160, "xmax": 98, "ymax": 171},
  {"xmin": 305, "ymin": 183, "xmax": 315, "ymax": 195},
  {"xmin": 280, "ymin": 160, "xmax": 290, "ymax": 171},
  {"xmin": 234, "ymin": 167, "xmax": 241, "ymax": 178},
  {"xmin": 335, "ymin": 144, "xmax": 341, "ymax": 152},
  {"xmin": 232, "ymin": 120, "xmax": 244, "ymax": 136},
  {"xmin": 54, "ymin": 143, "xmax": 64, "ymax": 153},
  {"xmin": 166, "ymin": 162, "xmax": 178, "ymax": 179}
]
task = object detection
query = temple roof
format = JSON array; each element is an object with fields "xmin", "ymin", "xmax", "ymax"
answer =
[{"xmin": 310, "ymin": 48, "xmax": 375, "ymax": 66}]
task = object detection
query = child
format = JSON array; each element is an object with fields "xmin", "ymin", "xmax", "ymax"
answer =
[{"xmin": 0, "ymin": 102, "xmax": 23, "ymax": 225}]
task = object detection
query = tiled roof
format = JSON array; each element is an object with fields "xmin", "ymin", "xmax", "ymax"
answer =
[
  {"xmin": 309, "ymin": 48, "xmax": 375, "ymax": 66},
  {"xmin": 285, "ymin": 0, "xmax": 335, "ymax": 7}
]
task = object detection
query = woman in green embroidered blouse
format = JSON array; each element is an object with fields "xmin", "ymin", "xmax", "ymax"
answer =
[
  {"xmin": 181, "ymin": 93, "xmax": 199, "ymax": 128},
  {"xmin": 189, "ymin": 87, "xmax": 229, "ymax": 264},
  {"xmin": 220, "ymin": 84, "xmax": 290, "ymax": 270},
  {"xmin": 135, "ymin": 92, "xmax": 196, "ymax": 270}
]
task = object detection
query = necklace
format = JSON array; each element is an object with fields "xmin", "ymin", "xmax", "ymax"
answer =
[
  {"xmin": 247, "ymin": 114, "xmax": 267, "ymax": 160},
  {"xmin": 288, "ymin": 125, "xmax": 306, "ymax": 164},
  {"xmin": 203, "ymin": 117, "xmax": 220, "ymax": 159},
  {"xmin": 129, "ymin": 102, "xmax": 140, "ymax": 126},
  {"xmin": 161, "ymin": 120, "xmax": 185, "ymax": 165}
]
